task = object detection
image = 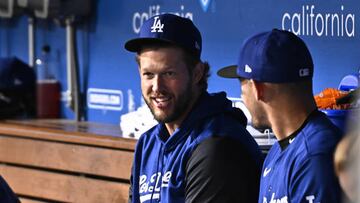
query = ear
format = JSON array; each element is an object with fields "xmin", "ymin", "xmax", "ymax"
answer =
[
  {"xmin": 136, "ymin": 55, "xmax": 142, "ymax": 74},
  {"xmin": 252, "ymin": 80, "xmax": 265, "ymax": 101},
  {"xmin": 192, "ymin": 62, "xmax": 204, "ymax": 84}
]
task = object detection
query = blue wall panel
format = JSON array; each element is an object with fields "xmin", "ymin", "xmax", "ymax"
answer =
[{"xmin": 0, "ymin": 0, "xmax": 359, "ymax": 124}]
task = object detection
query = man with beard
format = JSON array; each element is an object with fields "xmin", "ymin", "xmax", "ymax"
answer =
[
  {"xmin": 124, "ymin": 14, "xmax": 263, "ymax": 203},
  {"xmin": 218, "ymin": 29, "xmax": 342, "ymax": 203}
]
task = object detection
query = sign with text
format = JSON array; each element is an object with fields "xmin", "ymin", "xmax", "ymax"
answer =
[{"xmin": 87, "ymin": 88, "xmax": 123, "ymax": 111}]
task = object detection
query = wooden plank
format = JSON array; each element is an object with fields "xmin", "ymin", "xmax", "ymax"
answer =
[
  {"xmin": 0, "ymin": 165, "xmax": 129, "ymax": 203},
  {"xmin": 0, "ymin": 136, "xmax": 133, "ymax": 180},
  {"xmin": 0, "ymin": 120, "xmax": 137, "ymax": 150},
  {"xmin": 3, "ymin": 119, "xmax": 124, "ymax": 137}
]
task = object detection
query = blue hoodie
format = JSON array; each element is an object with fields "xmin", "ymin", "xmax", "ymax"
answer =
[{"xmin": 130, "ymin": 92, "xmax": 262, "ymax": 203}]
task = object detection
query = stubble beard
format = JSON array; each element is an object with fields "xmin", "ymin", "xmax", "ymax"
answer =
[{"xmin": 143, "ymin": 81, "xmax": 194, "ymax": 123}]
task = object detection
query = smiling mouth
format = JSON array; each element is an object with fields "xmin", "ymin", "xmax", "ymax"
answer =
[{"xmin": 152, "ymin": 96, "xmax": 171, "ymax": 108}]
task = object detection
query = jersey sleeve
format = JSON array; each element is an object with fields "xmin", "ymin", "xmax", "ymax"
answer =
[
  {"xmin": 184, "ymin": 136, "xmax": 261, "ymax": 203},
  {"xmin": 289, "ymin": 154, "xmax": 341, "ymax": 203}
]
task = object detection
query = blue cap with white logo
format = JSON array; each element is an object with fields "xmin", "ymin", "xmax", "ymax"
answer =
[
  {"xmin": 218, "ymin": 29, "xmax": 314, "ymax": 83},
  {"xmin": 124, "ymin": 13, "xmax": 202, "ymax": 59}
]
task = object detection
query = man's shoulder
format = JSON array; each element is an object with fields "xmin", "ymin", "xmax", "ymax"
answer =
[
  {"xmin": 188, "ymin": 136, "xmax": 262, "ymax": 172},
  {"xmin": 196, "ymin": 136, "xmax": 252, "ymax": 154},
  {"xmin": 185, "ymin": 137, "xmax": 262, "ymax": 203},
  {"xmin": 194, "ymin": 114, "xmax": 261, "ymax": 155},
  {"xmin": 192, "ymin": 135, "xmax": 263, "ymax": 169},
  {"xmin": 299, "ymin": 113, "xmax": 342, "ymax": 155},
  {"xmin": 135, "ymin": 124, "xmax": 162, "ymax": 149},
  {"xmin": 304, "ymin": 110, "xmax": 341, "ymax": 136}
]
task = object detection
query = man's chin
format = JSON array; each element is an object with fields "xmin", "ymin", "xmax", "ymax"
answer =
[
  {"xmin": 154, "ymin": 111, "xmax": 181, "ymax": 123},
  {"xmin": 154, "ymin": 116, "xmax": 166, "ymax": 123},
  {"xmin": 256, "ymin": 127, "xmax": 273, "ymax": 133},
  {"xmin": 251, "ymin": 123, "xmax": 271, "ymax": 133},
  {"xmin": 153, "ymin": 111, "xmax": 171, "ymax": 123}
]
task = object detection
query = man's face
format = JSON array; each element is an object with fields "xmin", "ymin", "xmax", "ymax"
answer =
[
  {"xmin": 138, "ymin": 46, "xmax": 195, "ymax": 123},
  {"xmin": 240, "ymin": 78, "xmax": 270, "ymax": 130}
]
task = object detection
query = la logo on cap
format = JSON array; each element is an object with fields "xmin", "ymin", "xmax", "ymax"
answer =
[
  {"xmin": 245, "ymin": 64, "xmax": 252, "ymax": 73},
  {"xmin": 151, "ymin": 16, "xmax": 164, "ymax": 33}
]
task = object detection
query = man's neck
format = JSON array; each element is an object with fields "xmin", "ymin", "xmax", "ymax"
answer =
[{"xmin": 268, "ymin": 100, "xmax": 316, "ymax": 140}]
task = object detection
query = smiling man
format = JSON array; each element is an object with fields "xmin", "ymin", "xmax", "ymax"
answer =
[{"xmin": 125, "ymin": 14, "xmax": 263, "ymax": 203}]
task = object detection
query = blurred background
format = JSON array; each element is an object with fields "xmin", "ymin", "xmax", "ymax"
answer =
[{"xmin": 1, "ymin": 0, "xmax": 359, "ymax": 125}]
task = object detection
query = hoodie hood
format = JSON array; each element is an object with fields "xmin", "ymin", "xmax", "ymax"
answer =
[{"xmin": 183, "ymin": 91, "xmax": 247, "ymax": 129}]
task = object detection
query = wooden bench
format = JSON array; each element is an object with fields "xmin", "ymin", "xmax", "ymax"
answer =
[{"xmin": 0, "ymin": 119, "xmax": 137, "ymax": 203}]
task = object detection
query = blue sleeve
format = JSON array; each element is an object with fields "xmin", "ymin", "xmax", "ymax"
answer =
[{"xmin": 289, "ymin": 154, "xmax": 341, "ymax": 203}]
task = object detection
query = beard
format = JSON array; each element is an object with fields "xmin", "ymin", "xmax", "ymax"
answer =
[{"xmin": 143, "ymin": 80, "xmax": 194, "ymax": 123}]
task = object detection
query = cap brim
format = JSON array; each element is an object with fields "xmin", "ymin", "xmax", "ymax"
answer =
[
  {"xmin": 124, "ymin": 38, "xmax": 176, "ymax": 52},
  {"xmin": 217, "ymin": 65, "xmax": 239, "ymax": 78}
]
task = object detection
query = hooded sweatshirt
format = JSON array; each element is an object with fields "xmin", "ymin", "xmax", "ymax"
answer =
[{"xmin": 130, "ymin": 92, "xmax": 263, "ymax": 203}]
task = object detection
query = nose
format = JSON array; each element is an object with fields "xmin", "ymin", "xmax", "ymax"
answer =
[{"xmin": 152, "ymin": 75, "xmax": 164, "ymax": 93}]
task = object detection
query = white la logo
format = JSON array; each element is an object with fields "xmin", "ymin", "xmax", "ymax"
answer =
[{"xmin": 151, "ymin": 16, "xmax": 164, "ymax": 33}]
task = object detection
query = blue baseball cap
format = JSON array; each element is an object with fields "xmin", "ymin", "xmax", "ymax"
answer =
[
  {"xmin": 124, "ymin": 13, "xmax": 202, "ymax": 59},
  {"xmin": 218, "ymin": 29, "xmax": 314, "ymax": 83}
]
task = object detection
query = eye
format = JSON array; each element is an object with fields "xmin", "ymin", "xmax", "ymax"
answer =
[
  {"xmin": 163, "ymin": 71, "xmax": 176, "ymax": 78},
  {"xmin": 142, "ymin": 72, "xmax": 154, "ymax": 79}
]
